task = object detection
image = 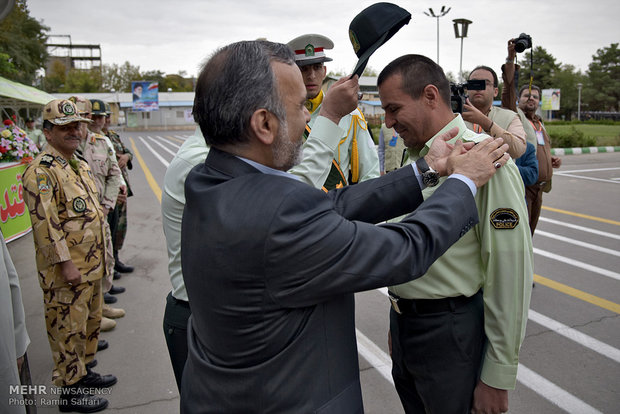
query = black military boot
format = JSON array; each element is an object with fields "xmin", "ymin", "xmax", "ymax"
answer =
[
  {"xmin": 114, "ymin": 251, "xmax": 134, "ymax": 273},
  {"xmin": 80, "ymin": 367, "xmax": 118, "ymax": 388}
]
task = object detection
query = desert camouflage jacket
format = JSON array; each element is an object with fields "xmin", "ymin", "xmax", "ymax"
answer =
[{"xmin": 22, "ymin": 146, "xmax": 107, "ymax": 289}]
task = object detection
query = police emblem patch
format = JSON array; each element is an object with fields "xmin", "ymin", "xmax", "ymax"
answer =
[
  {"xmin": 73, "ymin": 197, "xmax": 87, "ymax": 213},
  {"xmin": 490, "ymin": 208, "xmax": 519, "ymax": 229},
  {"xmin": 304, "ymin": 44, "xmax": 315, "ymax": 57},
  {"xmin": 37, "ymin": 173, "xmax": 51, "ymax": 195}
]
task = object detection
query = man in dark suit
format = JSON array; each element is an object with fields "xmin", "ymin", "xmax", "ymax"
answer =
[{"xmin": 181, "ymin": 40, "xmax": 509, "ymax": 414}]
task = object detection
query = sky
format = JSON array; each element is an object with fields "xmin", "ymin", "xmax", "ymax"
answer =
[{"xmin": 27, "ymin": 0, "xmax": 620, "ymax": 82}]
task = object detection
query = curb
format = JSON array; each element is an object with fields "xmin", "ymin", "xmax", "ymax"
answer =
[{"xmin": 551, "ymin": 146, "xmax": 620, "ymax": 156}]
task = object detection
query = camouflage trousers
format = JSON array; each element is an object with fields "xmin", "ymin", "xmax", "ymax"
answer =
[
  {"xmin": 103, "ymin": 220, "xmax": 114, "ymax": 292},
  {"xmin": 43, "ymin": 278, "xmax": 102, "ymax": 386}
]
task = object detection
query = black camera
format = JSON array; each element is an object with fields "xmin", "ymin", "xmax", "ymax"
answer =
[
  {"xmin": 514, "ymin": 33, "xmax": 532, "ymax": 53},
  {"xmin": 450, "ymin": 79, "xmax": 486, "ymax": 114}
]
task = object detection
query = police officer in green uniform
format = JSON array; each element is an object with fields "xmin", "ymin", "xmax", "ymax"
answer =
[
  {"xmin": 24, "ymin": 117, "xmax": 46, "ymax": 150},
  {"xmin": 287, "ymin": 34, "xmax": 380, "ymax": 189},
  {"xmin": 22, "ymin": 99, "xmax": 117, "ymax": 413},
  {"xmin": 378, "ymin": 55, "xmax": 533, "ymax": 414}
]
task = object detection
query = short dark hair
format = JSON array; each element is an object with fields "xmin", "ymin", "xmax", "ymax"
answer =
[
  {"xmin": 193, "ymin": 40, "xmax": 295, "ymax": 147},
  {"xmin": 377, "ymin": 54, "xmax": 451, "ymax": 106},
  {"xmin": 469, "ymin": 65, "xmax": 498, "ymax": 87},
  {"xmin": 518, "ymin": 84, "xmax": 541, "ymax": 99}
]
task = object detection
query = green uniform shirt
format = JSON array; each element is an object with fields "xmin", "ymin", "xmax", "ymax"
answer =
[{"xmin": 390, "ymin": 114, "xmax": 533, "ymax": 390}]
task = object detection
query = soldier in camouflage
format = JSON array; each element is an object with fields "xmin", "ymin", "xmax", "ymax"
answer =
[
  {"xmin": 70, "ymin": 97, "xmax": 125, "ymax": 326},
  {"xmin": 22, "ymin": 99, "xmax": 116, "ymax": 413}
]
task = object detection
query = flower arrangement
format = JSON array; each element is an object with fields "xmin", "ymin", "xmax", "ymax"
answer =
[{"xmin": 0, "ymin": 120, "xmax": 40, "ymax": 163}]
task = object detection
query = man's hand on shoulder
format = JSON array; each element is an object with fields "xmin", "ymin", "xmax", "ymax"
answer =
[
  {"xmin": 319, "ymin": 75, "xmax": 360, "ymax": 125},
  {"xmin": 448, "ymin": 137, "xmax": 509, "ymax": 188},
  {"xmin": 472, "ymin": 380, "xmax": 508, "ymax": 414}
]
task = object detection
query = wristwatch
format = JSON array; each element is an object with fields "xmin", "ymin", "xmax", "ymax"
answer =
[{"xmin": 416, "ymin": 157, "xmax": 440, "ymax": 187}]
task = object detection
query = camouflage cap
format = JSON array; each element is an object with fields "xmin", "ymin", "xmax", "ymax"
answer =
[
  {"xmin": 69, "ymin": 95, "xmax": 93, "ymax": 115},
  {"xmin": 43, "ymin": 99, "xmax": 92, "ymax": 125}
]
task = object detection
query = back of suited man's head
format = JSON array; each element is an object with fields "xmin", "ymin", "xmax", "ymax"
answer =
[{"xmin": 193, "ymin": 40, "xmax": 295, "ymax": 147}]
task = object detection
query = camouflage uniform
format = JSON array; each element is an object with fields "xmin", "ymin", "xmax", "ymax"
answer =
[
  {"xmin": 105, "ymin": 129, "xmax": 133, "ymax": 250},
  {"xmin": 22, "ymin": 145, "xmax": 107, "ymax": 387},
  {"xmin": 77, "ymin": 131, "xmax": 122, "ymax": 286}
]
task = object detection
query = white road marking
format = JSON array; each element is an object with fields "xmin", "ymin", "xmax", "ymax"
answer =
[
  {"xmin": 528, "ymin": 310, "xmax": 620, "ymax": 363},
  {"xmin": 538, "ymin": 217, "xmax": 620, "ymax": 241},
  {"xmin": 147, "ymin": 136, "xmax": 178, "ymax": 157},
  {"xmin": 152, "ymin": 135, "xmax": 181, "ymax": 149},
  {"xmin": 535, "ymin": 230, "xmax": 620, "ymax": 258},
  {"xmin": 533, "ymin": 248, "xmax": 620, "ymax": 281},
  {"xmin": 138, "ymin": 136, "xmax": 169, "ymax": 167},
  {"xmin": 517, "ymin": 365, "xmax": 603, "ymax": 414}
]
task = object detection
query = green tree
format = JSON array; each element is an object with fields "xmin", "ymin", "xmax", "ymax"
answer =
[
  {"xmin": 61, "ymin": 68, "xmax": 103, "ymax": 93},
  {"xmin": 517, "ymin": 46, "xmax": 560, "ymax": 90},
  {"xmin": 101, "ymin": 61, "xmax": 142, "ymax": 92},
  {"xmin": 40, "ymin": 59, "xmax": 67, "ymax": 92},
  {"xmin": 553, "ymin": 64, "xmax": 586, "ymax": 120},
  {"xmin": 0, "ymin": 0, "xmax": 49, "ymax": 84},
  {"xmin": 584, "ymin": 43, "xmax": 620, "ymax": 111}
]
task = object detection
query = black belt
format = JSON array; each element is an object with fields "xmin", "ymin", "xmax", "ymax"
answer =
[
  {"xmin": 389, "ymin": 291, "xmax": 479, "ymax": 315},
  {"xmin": 166, "ymin": 291, "xmax": 190, "ymax": 309}
]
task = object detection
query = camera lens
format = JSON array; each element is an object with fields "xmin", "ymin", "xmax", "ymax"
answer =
[{"xmin": 515, "ymin": 40, "xmax": 527, "ymax": 53}]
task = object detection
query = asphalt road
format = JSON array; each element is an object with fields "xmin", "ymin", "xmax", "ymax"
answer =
[{"xmin": 8, "ymin": 129, "xmax": 620, "ymax": 413}]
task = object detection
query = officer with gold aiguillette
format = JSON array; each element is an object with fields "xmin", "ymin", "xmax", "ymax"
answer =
[{"xmin": 22, "ymin": 99, "xmax": 117, "ymax": 413}]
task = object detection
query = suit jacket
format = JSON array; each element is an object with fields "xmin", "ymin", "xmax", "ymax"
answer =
[{"xmin": 180, "ymin": 147, "xmax": 478, "ymax": 414}]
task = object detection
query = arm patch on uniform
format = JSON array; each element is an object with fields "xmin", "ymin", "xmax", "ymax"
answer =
[
  {"xmin": 37, "ymin": 173, "xmax": 51, "ymax": 195},
  {"xmin": 490, "ymin": 208, "xmax": 519, "ymax": 229}
]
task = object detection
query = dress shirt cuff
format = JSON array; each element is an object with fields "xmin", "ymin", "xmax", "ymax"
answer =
[
  {"xmin": 447, "ymin": 174, "xmax": 477, "ymax": 197},
  {"xmin": 410, "ymin": 165, "xmax": 477, "ymax": 197},
  {"xmin": 480, "ymin": 356, "xmax": 519, "ymax": 390}
]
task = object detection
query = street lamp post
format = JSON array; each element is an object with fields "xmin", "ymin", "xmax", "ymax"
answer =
[
  {"xmin": 577, "ymin": 83, "xmax": 583, "ymax": 121},
  {"xmin": 453, "ymin": 18, "xmax": 472, "ymax": 82},
  {"xmin": 424, "ymin": 6, "xmax": 451, "ymax": 64}
]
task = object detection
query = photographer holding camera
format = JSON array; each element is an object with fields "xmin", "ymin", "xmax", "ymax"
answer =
[
  {"xmin": 462, "ymin": 65, "xmax": 527, "ymax": 159},
  {"xmin": 502, "ymin": 36, "xmax": 562, "ymax": 235}
]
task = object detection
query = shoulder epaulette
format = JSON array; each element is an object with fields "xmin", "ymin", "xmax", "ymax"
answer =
[{"xmin": 40, "ymin": 154, "xmax": 55, "ymax": 167}]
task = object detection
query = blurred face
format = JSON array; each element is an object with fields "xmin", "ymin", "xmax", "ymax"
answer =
[
  {"xmin": 90, "ymin": 115, "xmax": 106, "ymax": 132},
  {"xmin": 379, "ymin": 74, "xmax": 431, "ymax": 150},
  {"xmin": 299, "ymin": 63, "xmax": 327, "ymax": 99},
  {"xmin": 468, "ymin": 69, "xmax": 497, "ymax": 111},
  {"xmin": 44, "ymin": 122, "xmax": 83, "ymax": 158},
  {"xmin": 26, "ymin": 121, "xmax": 35, "ymax": 129},
  {"xmin": 518, "ymin": 88, "xmax": 540, "ymax": 114},
  {"xmin": 271, "ymin": 62, "xmax": 311, "ymax": 170}
]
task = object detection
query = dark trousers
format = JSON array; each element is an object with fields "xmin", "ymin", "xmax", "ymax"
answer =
[
  {"xmin": 163, "ymin": 292, "xmax": 191, "ymax": 391},
  {"xmin": 390, "ymin": 291, "xmax": 485, "ymax": 414},
  {"xmin": 525, "ymin": 184, "xmax": 544, "ymax": 236}
]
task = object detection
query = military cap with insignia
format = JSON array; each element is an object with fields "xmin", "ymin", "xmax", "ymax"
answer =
[
  {"xmin": 69, "ymin": 95, "xmax": 92, "ymax": 116},
  {"xmin": 43, "ymin": 99, "xmax": 92, "ymax": 125},
  {"xmin": 287, "ymin": 34, "xmax": 334, "ymax": 67},
  {"xmin": 90, "ymin": 99, "xmax": 108, "ymax": 116}
]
